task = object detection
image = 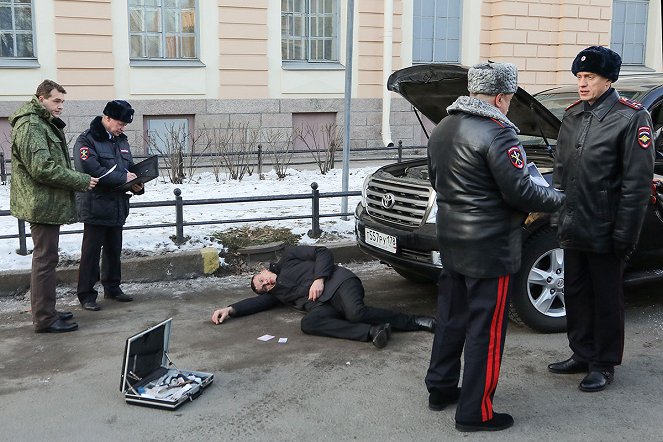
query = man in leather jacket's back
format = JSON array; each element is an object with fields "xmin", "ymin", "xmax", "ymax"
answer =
[
  {"xmin": 425, "ymin": 62, "xmax": 564, "ymax": 432},
  {"xmin": 548, "ymin": 46, "xmax": 654, "ymax": 393}
]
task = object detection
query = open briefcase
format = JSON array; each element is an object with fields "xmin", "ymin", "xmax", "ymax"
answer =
[{"xmin": 120, "ymin": 318, "xmax": 213, "ymax": 410}]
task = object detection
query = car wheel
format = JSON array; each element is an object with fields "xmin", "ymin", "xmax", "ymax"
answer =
[
  {"xmin": 509, "ymin": 227, "xmax": 567, "ymax": 333},
  {"xmin": 393, "ymin": 267, "xmax": 436, "ymax": 284}
]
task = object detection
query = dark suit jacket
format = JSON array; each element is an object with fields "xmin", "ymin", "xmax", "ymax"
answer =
[{"xmin": 230, "ymin": 245, "xmax": 357, "ymax": 316}]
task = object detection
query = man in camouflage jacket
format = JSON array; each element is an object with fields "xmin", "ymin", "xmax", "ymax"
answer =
[{"xmin": 10, "ymin": 80, "xmax": 97, "ymax": 333}]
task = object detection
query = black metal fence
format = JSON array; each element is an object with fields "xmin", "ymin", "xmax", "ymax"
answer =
[
  {"xmin": 0, "ymin": 141, "xmax": 426, "ymax": 181},
  {"xmin": 0, "ymin": 183, "xmax": 362, "ymax": 256}
]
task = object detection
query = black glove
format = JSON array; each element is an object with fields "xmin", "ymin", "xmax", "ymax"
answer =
[{"xmin": 614, "ymin": 241, "xmax": 636, "ymax": 262}]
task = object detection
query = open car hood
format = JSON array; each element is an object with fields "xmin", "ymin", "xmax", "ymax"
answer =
[{"xmin": 388, "ymin": 64, "xmax": 561, "ymax": 139}]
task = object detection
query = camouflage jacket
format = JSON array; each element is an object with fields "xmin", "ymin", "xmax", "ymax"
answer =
[{"xmin": 9, "ymin": 97, "xmax": 91, "ymax": 225}]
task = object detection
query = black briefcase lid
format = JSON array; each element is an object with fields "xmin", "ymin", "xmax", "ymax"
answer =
[
  {"xmin": 120, "ymin": 318, "xmax": 172, "ymax": 393},
  {"xmin": 130, "ymin": 155, "xmax": 159, "ymax": 178}
]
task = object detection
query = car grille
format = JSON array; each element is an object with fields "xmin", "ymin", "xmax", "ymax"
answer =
[
  {"xmin": 401, "ymin": 248, "xmax": 433, "ymax": 263},
  {"xmin": 365, "ymin": 177, "xmax": 433, "ymax": 227}
]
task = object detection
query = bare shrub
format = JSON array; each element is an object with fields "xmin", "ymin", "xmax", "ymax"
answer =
[
  {"xmin": 295, "ymin": 122, "xmax": 343, "ymax": 175},
  {"xmin": 203, "ymin": 126, "xmax": 231, "ymax": 182},
  {"xmin": 215, "ymin": 122, "xmax": 260, "ymax": 181},
  {"xmin": 263, "ymin": 129, "xmax": 294, "ymax": 179},
  {"xmin": 144, "ymin": 122, "xmax": 207, "ymax": 184}
]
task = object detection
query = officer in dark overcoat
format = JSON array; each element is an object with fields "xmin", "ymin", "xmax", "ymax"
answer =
[
  {"xmin": 549, "ymin": 46, "xmax": 655, "ymax": 392},
  {"xmin": 73, "ymin": 100, "xmax": 144, "ymax": 311},
  {"xmin": 425, "ymin": 62, "xmax": 564, "ymax": 432}
]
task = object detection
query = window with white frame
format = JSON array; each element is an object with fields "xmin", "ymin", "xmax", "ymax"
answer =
[
  {"xmin": 413, "ymin": 0, "xmax": 461, "ymax": 64},
  {"xmin": 0, "ymin": 0, "xmax": 34, "ymax": 58},
  {"xmin": 129, "ymin": 0, "xmax": 197, "ymax": 60},
  {"xmin": 611, "ymin": 0, "xmax": 648, "ymax": 65},
  {"xmin": 281, "ymin": 0, "xmax": 339, "ymax": 63}
]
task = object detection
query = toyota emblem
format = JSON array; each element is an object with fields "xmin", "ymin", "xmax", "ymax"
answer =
[{"xmin": 381, "ymin": 193, "xmax": 396, "ymax": 209}]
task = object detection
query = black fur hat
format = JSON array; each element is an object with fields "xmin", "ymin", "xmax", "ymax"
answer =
[
  {"xmin": 103, "ymin": 100, "xmax": 134, "ymax": 123},
  {"xmin": 571, "ymin": 46, "xmax": 622, "ymax": 82}
]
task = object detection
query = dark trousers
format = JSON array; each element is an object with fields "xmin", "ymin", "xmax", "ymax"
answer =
[
  {"xmin": 300, "ymin": 278, "xmax": 419, "ymax": 341},
  {"xmin": 425, "ymin": 269, "xmax": 511, "ymax": 423},
  {"xmin": 77, "ymin": 224, "xmax": 123, "ymax": 303},
  {"xmin": 564, "ymin": 249, "xmax": 625, "ymax": 372},
  {"xmin": 29, "ymin": 223, "xmax": 61, "ymax": 330}
]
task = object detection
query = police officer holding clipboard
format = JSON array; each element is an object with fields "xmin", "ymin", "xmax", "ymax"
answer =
[{"xmin": 73, "ymin": 100, "xmax": 144, "ymax": 311}]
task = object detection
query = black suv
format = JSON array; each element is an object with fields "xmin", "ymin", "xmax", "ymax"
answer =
[{"xmin": 355, "ymin": 64, "xmax": 663, "ymax": 333}]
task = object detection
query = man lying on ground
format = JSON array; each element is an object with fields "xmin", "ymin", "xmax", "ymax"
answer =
[{"xmin": 211, "ymin": 245, "xmax": 435, "ymax": 348}]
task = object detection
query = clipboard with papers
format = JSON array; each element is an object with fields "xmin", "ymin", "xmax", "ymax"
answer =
[{"xmin": 114, "ymin": 155, "xmax": 159, "ymax": 191}]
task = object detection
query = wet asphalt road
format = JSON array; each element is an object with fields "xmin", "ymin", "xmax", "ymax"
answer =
[{"xmin": 1, "ymin": 261, "xmax": 663, "ymax": 441}]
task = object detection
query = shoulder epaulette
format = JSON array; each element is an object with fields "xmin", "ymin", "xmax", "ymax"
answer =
[
  {"xmin": 618, "ymin": 97, "xmax": 644, "ymax": 110},
  {"xmin": 565, "ymin": 100, "xmax": 582, "ymax": 111}
]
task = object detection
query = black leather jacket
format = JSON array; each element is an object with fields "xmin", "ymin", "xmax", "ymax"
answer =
[
  {"xmin": 552, "ymin": 89, "xmax": 655, "ymax": 253},
  {"xmin": 73, "ymin": 116, "xmax": 140, "ymax": 226},
  {"xmin": 428, "ymin": 110, "xmax": 565, "ymax": 278}
]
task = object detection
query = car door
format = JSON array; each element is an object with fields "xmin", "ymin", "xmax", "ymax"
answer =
[{"xmin": 634, "ymin": 100, "xmax": 663, "ymax": 263}]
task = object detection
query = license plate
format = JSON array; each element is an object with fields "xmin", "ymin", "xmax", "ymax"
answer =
[{"xmin": 364, "ymin": 228, "xmax": 397, "ymax": 254}]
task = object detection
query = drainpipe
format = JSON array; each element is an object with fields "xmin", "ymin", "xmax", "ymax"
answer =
[{"xmin": 382, "ymin": 0, "xmax": 394, "ymax": 147}]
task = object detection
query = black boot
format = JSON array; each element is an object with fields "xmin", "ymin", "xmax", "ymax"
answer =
[
  {"xmin": 428, "ymin": 387, "xmax": 460, "ymax": 411},
  {"xmin": 369, "ymin": 323, "xmax": 391, "ymax": 349},
  {"xmin": 414, "ymin": 315, "xmax": 437, "ymax": 333}
]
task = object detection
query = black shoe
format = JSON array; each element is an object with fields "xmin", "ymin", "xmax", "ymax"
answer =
[
  {"xmin": 82, "ymin": 301, "xmax": 102, "ymax": 311},
  {"xmin": 548, "ymin": 357, "xmax": 588, "ymax": 374},
  {"xmin": 429, "ymin": 387, "xmax": 461, "ymax": 411},
  {"xmin": 579, "ymin": 370, "xmax": 613, "ymax": 392},
  {"xmin": 369, "ymin": 323, "xmax": 391, "ymax": 349},
  {"xmin": 456, "ymin": 412, "xmax": 514, "ymax": 432},
  {"xmin": 57, "ymin": 311, "xmax": 74, "ymax": 321},
  {"xmin": 104, "ymin": 292, "xmax": 133, "ymax": 302},
  {"xmin": 414, "ymin": 316, "xmax": 437, "ymax": 333},
  {"xmin": 36, "ymin": 319, "xmax": 79, "ymax": 333}
]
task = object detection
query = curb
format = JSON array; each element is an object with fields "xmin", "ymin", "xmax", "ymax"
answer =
[{"xmin": 0, "ymin": 241, "xmax": 371, "ymax": 297}]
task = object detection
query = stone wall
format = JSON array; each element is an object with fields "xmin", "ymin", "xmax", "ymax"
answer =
[{"xmin": 0, "ymin": 97, "xmax": 427, "ymax": 158}]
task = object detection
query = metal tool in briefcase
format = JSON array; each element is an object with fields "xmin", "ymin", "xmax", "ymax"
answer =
[{"xmin": 120, "ymin": 318, "xmax": 213, "ymax": 409}]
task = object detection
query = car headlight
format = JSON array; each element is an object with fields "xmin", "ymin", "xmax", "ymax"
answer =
[
  {"xmin": 425, "ymin": 202, "xmax": 437, "ymax": 223},
  {"xmin": 361, "ymin": 174, "xmax": 372, "ymax": 207}
]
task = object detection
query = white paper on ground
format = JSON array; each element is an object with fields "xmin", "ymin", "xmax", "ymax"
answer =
[{"xmin": 257, "ymin": 334, "xmax": 275, "ymax": 341}]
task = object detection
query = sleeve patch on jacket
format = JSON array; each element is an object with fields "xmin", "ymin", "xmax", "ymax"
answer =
[
  {"xmin": 638, "ymin": 126, "xmax": 652, "ymax": 149},
  {"xmin": 507, "ymin": 146, "xmax": 524, "ymax": 169},
  {"xmin": 79, "ymin": 146, "xmax": 90, "ymax": 160}
]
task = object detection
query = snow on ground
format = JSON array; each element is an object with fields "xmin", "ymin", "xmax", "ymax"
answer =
[{"xmin": 0, "ymin": 165, "xmax": 379, "ymax": 271}]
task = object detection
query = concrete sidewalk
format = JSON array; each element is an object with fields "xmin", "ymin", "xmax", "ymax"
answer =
[{"xmin": 0, "ymin": 241, "xmax": 369, "ymax": 296}]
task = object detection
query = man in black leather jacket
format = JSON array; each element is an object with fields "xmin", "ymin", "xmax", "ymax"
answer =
[
  {"xmin": 548, "ymin": 46, "xmax": 654, "ymax": 392},
  {"xmin": 73, "ymin": 100, "xmax": 144, "ymax": 311},
  {"xmin": 211, "ymin": 245, "xmax": 436, "ymax": 348},
  {"xmin": 425, "ymin": 62, "xmax": 564, "ymax": 432}
]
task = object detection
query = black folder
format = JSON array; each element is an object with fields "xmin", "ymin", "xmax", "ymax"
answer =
[{"xmin": 114, "ymin": 155, "xmax": 159, "ymax": 191}]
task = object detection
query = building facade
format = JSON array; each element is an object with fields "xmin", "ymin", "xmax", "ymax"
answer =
[{"xmin": 1, "ymin": 0, "xmax": 661, "ymax": 156}]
